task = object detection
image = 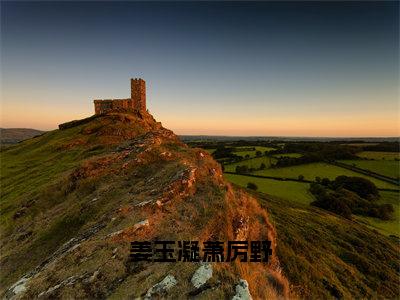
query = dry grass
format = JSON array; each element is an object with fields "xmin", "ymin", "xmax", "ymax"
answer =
[{"xmin": 1, "ymin": 112, "xmax": 289, "ymax": 299}]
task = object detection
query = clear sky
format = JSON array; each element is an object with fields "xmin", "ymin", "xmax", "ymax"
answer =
[{"xmin": 1, "ymin": 1, "xmax": 399, "ymax": 137}]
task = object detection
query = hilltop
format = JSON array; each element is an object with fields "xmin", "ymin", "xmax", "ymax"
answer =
[{"xmin": 0, "ymin": 111, "xmax": 288, "ymax": 299}]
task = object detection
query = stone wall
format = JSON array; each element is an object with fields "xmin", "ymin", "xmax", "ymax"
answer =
[
  {"xmin": 93, "ymin": 78, "xmax": 147, "ymax": 115},
  {"xmin": 94, "ymin": 98, "xmax": 132, "ymax": 115}
]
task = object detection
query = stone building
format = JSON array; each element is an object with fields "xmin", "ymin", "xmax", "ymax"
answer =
[{"xmin": 93, "ymin": 78, "xmax": 146, "ymax": 115}]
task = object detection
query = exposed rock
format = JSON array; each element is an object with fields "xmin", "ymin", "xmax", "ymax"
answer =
[
  {"xmin": 144, "ymin": 275, "xmax": 177, "ymax": 299},
  {"xmin": 2, "ymin": 111, "xmax": 289, "ymax": 299},
  {"xmin": 6, "ymin": 276, "xmax": 29, "ymax": 299},
  {"xmin": 38, "ymin": 275, "xmax": 81, "ymax": 298},
  {"xmin": 5, "ymin": 222, "xmax": 108, "ymax": 299},
  {"xmin": 234, "ymin": 216, "xmax": 249, "ymax": 241},
  {"xmin": 88, "ymin": 270, "xmax": 99, "ymax": 283},
  {"xmin": 112, "ymin": 248, "xmax": 118, "ymax": 259},
  {"xmin": 191, "ymin": 264, "xmax": 213, "ymax": 289},
  {"xmin": 134, "ymin": 219, "xmax": 149, "ymax": 229},
  {"xmin": 188, "ymin": 283, "xmax": 213, "ymax": 297},
  {"xmin": 106, "ymin": 220, "xmax": 148, "ymax": 239},
  {"xmin": 38, "ymin": 284, "xmax": 61, "ymax": 298},
  {"xmin": 107, "ymin": 229, "xmax": 123, "ymax": 237},
  {"xmin": 135, "ymin": 199, "xmax": 153, "ymax": 207},
  {"xmin": 232, "ymin": 279, "xmax": 252, "ymax": 300}
]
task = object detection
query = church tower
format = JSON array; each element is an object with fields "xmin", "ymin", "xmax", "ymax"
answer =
[{"xmin": 131, "ymin": 78, "xmax": 146, "ymax": 113}]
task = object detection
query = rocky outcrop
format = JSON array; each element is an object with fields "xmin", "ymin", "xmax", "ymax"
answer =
[
  {"xmin": 232, "ymin": 279, "xmax": 252, "ymax": 300},
  {"xmin": 191, "ymin": 264, "xmax": 213, "ymax": 289},
  {"xmin": 1, "ymin": 112, "xmax": 288, "ymax": 299},
  {"xmin": 143, "ymin": 275, "xmax": 177, "ymax": 299}
]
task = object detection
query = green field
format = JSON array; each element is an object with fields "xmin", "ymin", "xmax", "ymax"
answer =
[
  {"xmin": 356, "ymin": 151, "xmax": 400, "ymax": 160},
  {"xmin": 339, "ymin": 159, "xmax": 399, "ymax": 179},
  {"xmin": 225, "ymin": 173, "xmax": 399, "ymax": 236},
  {"xmin": 203, "ymin": 146, "xmax": 276, "ymax": 157},
  {"xmin": 224, "ymin": 156, "xmax": 277, "ymax": 172},
  {"xmin": 341, "ymin": 143, "xmax": 379, "ymax": 147},
  {"xmin": 355, "ymin": 191, "xmax": 400, "ymax": 236},
  {"xmin": 204, "ymin": 148, "xmax": 216, "ymax": 154},
  {"xmin": 272, "ymin": 153, "xmax": 302, "ymax": 158},
  {"xmin": 249, "ymin": 162, "xmax": 398, "ymax": 189},
  {"xmin": 233, "ymin": 146, "xmax": 276, "ymax": 157},
  {"xmin": 224, "ymin": 173, "xmax": 313, "ymax": 204}
]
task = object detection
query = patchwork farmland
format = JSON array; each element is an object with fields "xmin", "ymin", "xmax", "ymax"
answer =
[{"xmin": 191, "ymin": 141, "xmax": 400, "ymax": 237}]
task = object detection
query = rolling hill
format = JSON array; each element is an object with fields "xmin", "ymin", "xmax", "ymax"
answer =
[
  {"xmin": 0, "ymin": 111, "xmax": 288, "ymax": 299},
  {"xmin": 0, "ymin": 128, "xmax": 45, "ymax": 145},
  {"xmin": 1, "ymin": 111, "xmax": 399, "ymax": 299}
]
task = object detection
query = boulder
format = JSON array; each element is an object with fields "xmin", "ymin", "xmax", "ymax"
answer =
[
  {"xmin": 191, "ymin": 264, "xmax": 213, "ymax": 289},
  {"xmin": 232, "ymin": 279, "xmax": 252, "ymax": 300},
  {"xmin": 144, "ymin": 274, "xmax": 177, "ymax": 299}
]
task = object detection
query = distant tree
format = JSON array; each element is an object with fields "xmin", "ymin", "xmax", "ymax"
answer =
[
  {"xmin": 321, "ymin": 178, "xmax": 331, "ymax": 186},
  {"xmin": 310, "ymin": 180, "xmax": 390, "ymax": 220},
  {"xmin": 315, "ymin": 176, "xmax": 321, "ymax": 183},
  {"xmin": 376, "ymin": 203, "xmax": 394, "ymax": 220},
  {"xmin": 235, "ymin": 165, "xmax": 249, "ymax": 174},
  {"xmin": 256, "ymin": 150, "xmax": 262, "ymax": 157},
  {"xmin": 311, "ymin": 194, "xmax": 352, "ymax": 219},
  {"xmin": 247, "ymin": 182, "xmax": 258, "ymax": 190},
  {"xmin": 309, "ymin": 183, "xmax": 326, "ymax": 196},
  {"xmin": 212, "ymin": 146, "xmax": 234, "ymax": 159},
  {"xmin": 332, "ymin": 176, "xmax": 378, "ymax": 199},
  {"xmin": 245, "ymin": 154, "xmax": 250, "ymax": 159},
  {"xmin": 260, "ymin": 163, "xmax": 266, "ymax": 170},
  {"xmin": 298, "ymin": 175, "xmax": 305, "ymax": 181}
]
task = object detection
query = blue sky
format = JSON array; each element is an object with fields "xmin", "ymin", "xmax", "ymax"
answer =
[{"xmin": 1, "ymin": 1, "xmax": 399, "ymax": 136}]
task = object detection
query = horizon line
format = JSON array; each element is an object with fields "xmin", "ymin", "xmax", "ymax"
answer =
[{"xmin": 1, "ymin": 128, "xmax": 399, "ymax": 140}]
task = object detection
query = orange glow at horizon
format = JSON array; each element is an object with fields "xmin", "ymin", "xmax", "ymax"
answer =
[
  {"xmin": 2, "ymin": 103, "xmax": 398, "ymax": 138},
  {"xmin": 163, "ymin": 115, "xmax": 400, "ymax": 137}
]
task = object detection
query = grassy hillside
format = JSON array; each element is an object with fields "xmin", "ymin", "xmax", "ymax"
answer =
[
  {"xmin": 243, "ymin": 188, "xmax": 400, "ymax": 299},
  {"xmin": 0, "ymin": 128, "xmax": 45, "ymax": 146},
  {"xmin": 226, "ymin": 173, "xmax": 399, "ymax": 237},
  {"xmin": 355, "ymin": 191, "xmax": 400, "ymax": 236},
  {"xmin": 2, "ymin": 113, "xmax": 399, "ymax": 299},
  {"xmin": 0, "ymin": 112, "xmax": 288, "ymax": 299}
]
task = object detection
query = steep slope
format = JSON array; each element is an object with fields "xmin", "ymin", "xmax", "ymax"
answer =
[
  {"xmin": 0, "ymin": 112, "xmax": 288, "ymax": 299},
  {"xmin": 244, "ymin": 189, "xmax": 400, "ymax": 299}
]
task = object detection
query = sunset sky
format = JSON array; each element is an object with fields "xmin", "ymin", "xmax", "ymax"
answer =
[{"xmin": 1, "ymin": 1, "xmax": 399, "ymax": 137}]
